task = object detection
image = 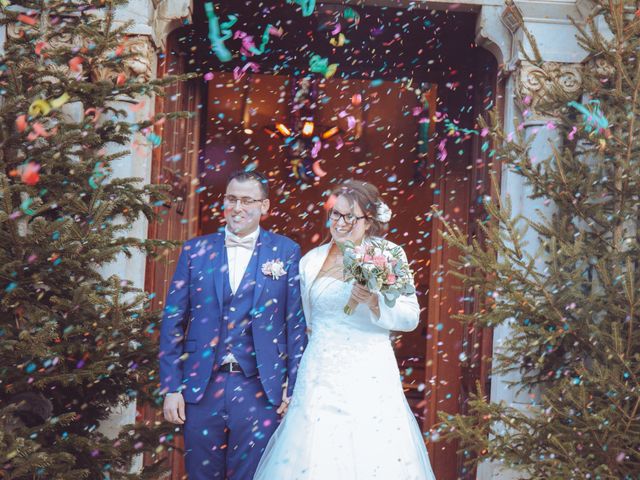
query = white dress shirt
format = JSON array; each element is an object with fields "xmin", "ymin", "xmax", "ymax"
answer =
[
  {"xmin": 222, "ymin": 226, "xmax": 259, "ymax": 365},
  {"xmin": 225, "ymin": 226, "xmax": 260, "ymax": 295}
]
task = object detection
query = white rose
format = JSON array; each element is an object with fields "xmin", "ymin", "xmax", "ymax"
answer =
[{"xmin": 271, "ymin": 262, "xmax": 286, "ymax": 279}]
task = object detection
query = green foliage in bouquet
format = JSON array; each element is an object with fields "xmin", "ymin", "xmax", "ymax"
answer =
[{"xmin": 341, "ymin": 239, "xmax": 416, "ymax": 311}]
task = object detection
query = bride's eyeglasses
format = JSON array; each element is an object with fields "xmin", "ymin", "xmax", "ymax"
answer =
[{"xmin": 329, "ymin": 209, "xmax": 367, "ymax": 226}]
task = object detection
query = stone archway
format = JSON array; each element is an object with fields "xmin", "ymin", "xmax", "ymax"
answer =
[
  {"xmin": 145, "ymin": 1, "xmax": 514, "ymax": 479},
  {"xmin": 135, "ymin": 2, "xmax": 596, "ymax": 478}
]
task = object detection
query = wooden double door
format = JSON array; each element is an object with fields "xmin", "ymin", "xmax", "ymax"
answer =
[{"xmin": 145, "ymin": 27, "xmax": 497, "ymax": 480}]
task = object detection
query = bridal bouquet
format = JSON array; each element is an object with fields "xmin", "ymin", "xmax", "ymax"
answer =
[{"xmin": 341, "ymin": 239, "xmax": 416, "ymax": 315}]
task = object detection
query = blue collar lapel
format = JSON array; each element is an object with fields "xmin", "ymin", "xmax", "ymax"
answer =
[
  {"xmin": 211, "ymin": 233, "xmax": 226, "ymax": 310},
  {"xmin": 251, "ymin": 229, "xmax": 273, "ymax": 312}
]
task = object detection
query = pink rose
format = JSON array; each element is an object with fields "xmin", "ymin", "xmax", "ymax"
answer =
[
  {"xmin": 373, "ymin": 255, "xmax": 387, "ymax": 268},
  {"xmin": 386, "ymin": 273, "xmax": 396, "ymax": 285}
]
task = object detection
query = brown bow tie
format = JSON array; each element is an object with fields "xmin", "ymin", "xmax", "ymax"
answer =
[{"xmin": 225, "ymin": 235, "xmax": 255, "ymax": 250}]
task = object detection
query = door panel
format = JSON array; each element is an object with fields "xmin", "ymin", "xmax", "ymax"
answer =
[{"xmin": 143, "ymin": 29, "xmax": 201, "ymax": 480}]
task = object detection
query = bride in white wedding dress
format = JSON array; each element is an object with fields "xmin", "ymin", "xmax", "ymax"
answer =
[{"xmin": 254, "ymin": 180, "xmax": 435, "ymax": 480}]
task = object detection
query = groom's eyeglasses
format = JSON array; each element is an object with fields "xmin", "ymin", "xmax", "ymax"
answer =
[
  {"xmin": 329, "ymin": 209, "xmax": 367, "ymax": 225},
  {"xmin": 223, "ymin": 195, "xmax": 265, "ymax": 208}
]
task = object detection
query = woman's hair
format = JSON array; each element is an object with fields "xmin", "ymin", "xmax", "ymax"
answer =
[{"xmin": 329, "ymin": 179, "xmax": 389, "ymax": 237}]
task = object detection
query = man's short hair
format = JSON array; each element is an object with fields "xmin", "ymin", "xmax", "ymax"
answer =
[{"xmin": 227, "ymin": 170, "xmax": 269, "ymax": 198}]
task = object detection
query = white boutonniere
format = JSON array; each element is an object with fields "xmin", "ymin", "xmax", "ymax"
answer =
[{"xmin": 261, "ymin": 259, "xmax": 286, "ymax": 280}]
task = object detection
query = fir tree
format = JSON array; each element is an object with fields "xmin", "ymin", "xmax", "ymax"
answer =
[
  {"xmin": 438, "ymin": 1, "xmax": 640, "ymax": 479},
  {"xmin": 0, "ymin": 1, "xmax": 183, "ymax": 478}
]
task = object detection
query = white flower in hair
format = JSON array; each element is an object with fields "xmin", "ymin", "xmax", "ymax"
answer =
[{"xmin": 376, "ymin": 201, "xmax": 392, "ymax": 223}]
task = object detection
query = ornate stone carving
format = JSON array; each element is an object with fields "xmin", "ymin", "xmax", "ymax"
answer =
[
  {"xmin": 122, "ymin": 36, "xmax": 155, "ymax": 82},
  {"xmin": 7, "ymin": 20, "xmax": 154, "ymax": 84},
  {"xmin": 90, "ymin": 36, "xmax": 155, "ymax": 83},
  {"xmin": 517, "ymin": 61, "xmax": 583, "ymax": 118},
  {"xmin": 7, "ymin": 16, "xmax": 83, "ymax": 48},
  {"xmin": 7, "ymin": 22, "xmax": 30, "ymax": 40},
  {"xmin": 7, "ymin": 16, "xmax": 85, "ymax": 81},
  {"xmin": 591, "ymin": 57, "xmax": 615, "ymax": 79},
  {"xmin": 581, "ymin": 56, "xmax": 615, "ymax": 91}
]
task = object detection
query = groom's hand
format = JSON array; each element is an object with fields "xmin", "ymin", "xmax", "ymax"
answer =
[{"xmin": 163, "ymin": 392, "xmax": 186, "ymax": 424}]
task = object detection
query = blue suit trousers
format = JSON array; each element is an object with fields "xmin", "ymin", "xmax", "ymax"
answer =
[{"xmin": 183, "ymin": 372, "xmax": 280, "ymax": 479}]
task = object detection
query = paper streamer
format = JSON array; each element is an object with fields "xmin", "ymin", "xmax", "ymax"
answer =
[
  {"xmin": 84, "ymin": 108, "xmax": 101, "ymax": 123},
  {"xmin": 311, "ymin": 138, "xmax": 321, "ymax": 158},
  {"xmin": 233, "ymin": 62, "xmax": 260, "ymax": 81},
  {"xmin": 343, "ymin": 7, "xmax": 359, "ymax": 21},
  {"xmin": 17, "ymin": 13, "xmax": 36, "ymax": 25},
  {"xmin": 312, "ymin": 160, "xmax": 327, "ymax": 177},
  {"xmin": 252, "ymin": 24, "xmax": 282, "ymax": 54},
  {"xmin": 234, "ymin": 30, "xmax": 257, "ymax": 57},
  {"xmin": 28, "ymin": 93, "xmax": 70, "ymax": 117},
  {"xmin": 204, "ymin": 2, "xmax": 237, "ymax": 63},
  {"xmin": 309, "ymin": 54, "xmax": 338, "ymax": 79},
  {"xmin": 287, "ymin": 0, "xmax": 315, "ymax": 17},
  {"xmin": 444, "ymin": 118, "xmax": 478, "ymax": 136},
  {"xmin": 15, "ymin": 114, "xmax": 27, "ymax": 132},
  {"xmin": 329, "ymin": 33, "xmax": 347, "ymax": 47},
  {"xmin": 49, "ymin": 93, "xmax": 70, "ymax": 109},
  {"xmin": 147, "ymin": 132, "xmax": 162, "ymax": 147},
  {"xmin": 20, "ymin": 162, "xmax": 40, "ymax": 185},
  {"xmin": 27, "ymin": 122, "xmax": 56, "ymax": 141},
  {"xmin": 235, "ymin": 25, "xmax": 282, "ymax": 57},
  {"xmin": 89, "ymin": 162, "xmax": 106, "ymax": 189},
  {"xmin": 69, "ymin": 56, "xmax": 83, "ymax": 72},
  {"xmin": 437, "ymin": 139, "xmax": 447, "ymax": 162},
  {"xmin": 568, "ymin": 100, "xmax": 609, "ymax": 134},
  {"xmin": 28, "ymin": 99, "xmax": 51, "ymax": 117},
  {"xmin": 20, "ymin": 197, "xmax": 35, "ymax": 215}
]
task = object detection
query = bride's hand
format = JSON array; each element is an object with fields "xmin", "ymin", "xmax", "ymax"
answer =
[
  {"xmin": 277, "ymin": 397, "xmax": 290, "ymax": 416},
  {"xmin": 350, "ymin": 284, "xmax": 379, "ymax": 311}
]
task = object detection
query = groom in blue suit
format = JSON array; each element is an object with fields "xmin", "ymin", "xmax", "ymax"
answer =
[{"xmin": 159, "ymin": 170, "xmax": 307, "ymax": 479}]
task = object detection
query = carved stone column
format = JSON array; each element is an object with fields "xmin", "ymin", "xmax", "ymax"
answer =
[
  {"xmin": 478, "ymin": 60, "xmax": 584, "ymax": 480},
  {"xmin": 95, "ymin": 36, "xmax": 156, "ymax": 475}
]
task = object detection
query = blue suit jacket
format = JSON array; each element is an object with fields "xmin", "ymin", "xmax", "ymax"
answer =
[{"xmin": 159, "ymin": 229, "xmax": 307, "ymax": 405}]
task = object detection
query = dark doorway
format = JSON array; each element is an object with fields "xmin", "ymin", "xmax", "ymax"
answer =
[{"xmin": 147, "ymin": 3, "xmax": 497, "ymax": 478}]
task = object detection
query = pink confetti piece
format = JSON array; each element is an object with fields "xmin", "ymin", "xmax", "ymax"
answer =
[{"xmin": 233, "ymin": 62, "xmax": 260, "ymax": 81}]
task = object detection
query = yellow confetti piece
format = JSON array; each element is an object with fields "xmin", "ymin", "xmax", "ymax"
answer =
[
  {"xmin": 325, "ymin": 64, "xmax": 338, "ymax": 78},
  {"xmin": 49, "ymin": 92, "xmax": 70, "ymax": 109},
  {"xmin": 28, "ymin": 99, "xmax": 51, "ymax": 117},
  {"xmin": 329, "ymin": 33, "xmax": 347, "ymax": 47}
]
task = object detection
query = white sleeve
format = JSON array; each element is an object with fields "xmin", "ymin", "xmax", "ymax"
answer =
[{"xmin": 369, "ymin": 291, "xmax": 420, "ymax": 332}]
